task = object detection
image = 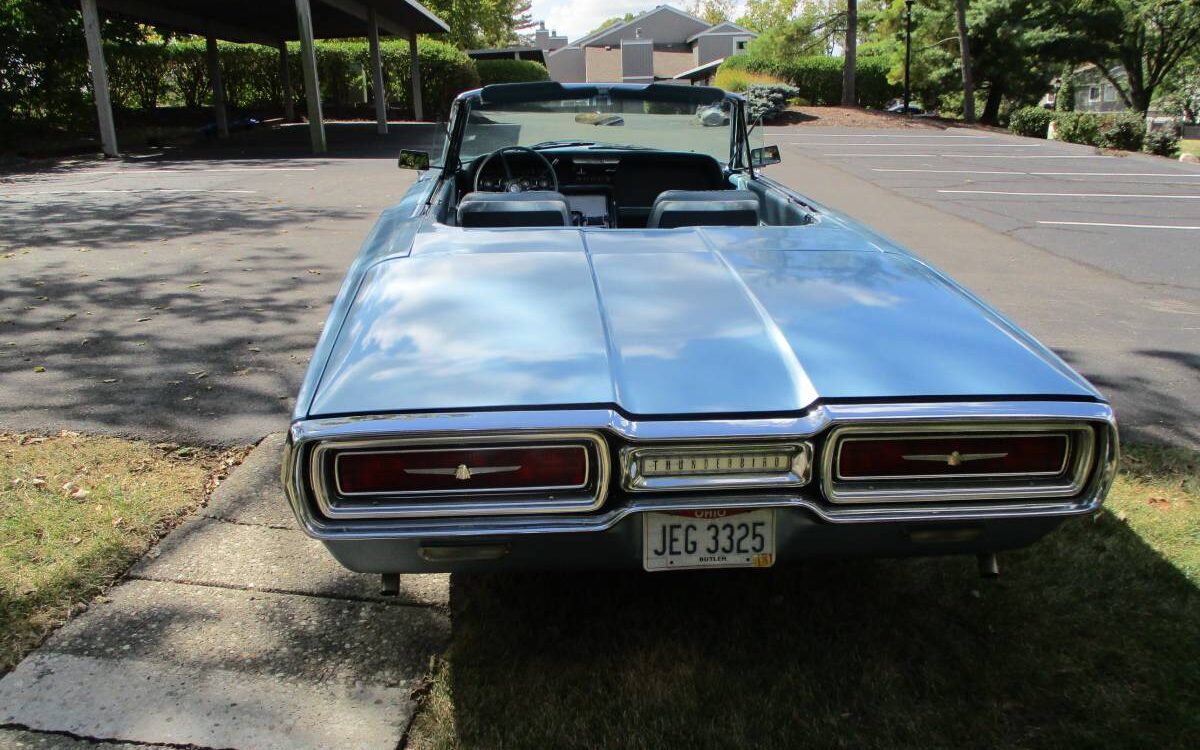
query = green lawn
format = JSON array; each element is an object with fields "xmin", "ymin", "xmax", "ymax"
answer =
[
  {"xmin": 0, "ymin": 433, "xmax": 226, "ymax": 672},
  {"xmin": 408, "ymin": 445, "xmax": 1199, "ymax": 750},
  {"xmin": 1181, "ymin": 139, "xmax": 1200, "ymax": 159}
]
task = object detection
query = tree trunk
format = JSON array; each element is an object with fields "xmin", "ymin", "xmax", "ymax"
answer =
[
  {"xmin": 954, "ymin": 0, "xmax": 975, "ymax": 123},
  {"xmin": 842, "ymin": 0, "xmax": 857, "ymax": 106},
  {"xmin": 980, "ymin": 83, "xmax": 1004, "ymax": 125}
]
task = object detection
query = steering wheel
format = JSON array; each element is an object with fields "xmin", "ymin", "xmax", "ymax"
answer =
[{"xmin": 472, "ymin": 146, "xmax": 559, "ymax": 193}]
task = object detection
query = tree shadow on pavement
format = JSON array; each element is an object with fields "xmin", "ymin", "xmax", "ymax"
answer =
[{"xmin": 0, "ymin": 193, "xmax": 361, "ymax": 444}]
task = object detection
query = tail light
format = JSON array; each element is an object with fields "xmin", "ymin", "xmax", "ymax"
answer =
[
  {"xmin": 309, "ymin": 433, "xmax": 609, "ymax": 519},
  {"xmin": 823, "ymin": 424, "xmax": 1096, "ymax": 504},
  {"xmin": 336, "ymin": 446, "xmax": 588, "ymax": 495},
  {"xmin": 837, "ymin": 434, "xmax": 1069, "ymax": 480}
]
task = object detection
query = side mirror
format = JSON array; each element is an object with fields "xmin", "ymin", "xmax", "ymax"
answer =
[
  {"xmin": 750, "ymin": 144, "xmax": 781, "ymax": 168},
  {"xmin": 397, "ymin": 149, "xmax": 430, "ymax": 170}
]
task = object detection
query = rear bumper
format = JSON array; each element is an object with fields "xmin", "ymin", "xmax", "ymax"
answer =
[
  {"xmin": 284, "ymin": 400, "xmax": 1118, "ymax": 573},
  {"xmin": 321, "ymin": 506, "xmax": 1069, "ymax": 573}
]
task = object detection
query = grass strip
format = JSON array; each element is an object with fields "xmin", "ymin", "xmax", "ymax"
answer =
[{"xmin": 1, "ymin": 432, "xmax": 238, "ymax": 672}]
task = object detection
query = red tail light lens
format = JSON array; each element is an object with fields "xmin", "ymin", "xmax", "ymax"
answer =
[
  {"xmin": 837, "ymin": 433, "xmax": 1069, "ymax": 480},
  {"xmin": 335, "ymin": 445, "xmax": 589, "ymax": 495}
]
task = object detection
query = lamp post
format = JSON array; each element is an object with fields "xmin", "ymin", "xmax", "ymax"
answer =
[{"xmin": 903, "ymin": 0, "xmax": 915, "ymax": 114}]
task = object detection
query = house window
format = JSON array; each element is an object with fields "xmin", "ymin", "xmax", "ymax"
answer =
[
  {"xmin": 1103, "ymin": 84, "xmax": 1117, "ymax": 102},
  {"xmin": 1088, "ymin": 85, "xmax": 1101, "ymax": 102},
  {"xmin": 736, "ymin": 40, "xmax": 747, "ymax": 50}
]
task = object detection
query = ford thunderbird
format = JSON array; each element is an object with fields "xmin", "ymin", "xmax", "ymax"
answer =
[{"xmin": 282, "ymin": 82, "xmax": 1117, "ymax": 579}]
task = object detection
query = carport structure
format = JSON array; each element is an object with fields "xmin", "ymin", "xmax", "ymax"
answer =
[{"xmin": 78, "ymin": 0, "xmax": 450, "ymax": 155}]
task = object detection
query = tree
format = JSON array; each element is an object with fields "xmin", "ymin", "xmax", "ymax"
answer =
[
  {"xmin": 737, "ymin": 0, "xmax": 799, "ymax": 32},
  {"xmin": 842, "ymin": 0, "xmax": 857, "ymax": 106},
  {"xmin": 690, "ymin": 1, "xmax": 737, "ymax": 25},
  {"xmin": 748, "ymin": 10, "xmax": 841, "ymax": 60},
  {"xmin": 422, "ymin": 0, "xmax": 536, "ymax": 48},
  {"xmin": 954, "ymin": 0, "xmax": 975, "ymax": 122},
  {"xmin": 1054, "ymin": 0, "xmax": 1200, "ymax": 114}
]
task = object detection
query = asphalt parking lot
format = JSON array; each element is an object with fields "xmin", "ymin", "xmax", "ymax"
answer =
[
  {"xmin": 762, "ymin": 124, "xmax": 1200, "ymax": 447},
  {"xmin": 0, "ymin": 124, "xmax": 431, "ymax": 444}
]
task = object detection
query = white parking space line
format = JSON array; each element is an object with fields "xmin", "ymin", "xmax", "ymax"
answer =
[
  {"xmin": 1, "ymin": 167, "xmax": 317, "ymax": 181},
  {"xmin": 0, "ymin": 188, "xmax": 258, "ymax": 198},
  {"xmin": 1038, "ymin": 220, "xmax": 1200, "ymax": 230},
  {"xmin": 773, "ymin": 133, "xmax": 988, "ymax": 139},
  {"xmin": 823, "ymin": 153, "xmax": 1114, "ymax": 159},
  {"xmin": 789, "ymin": 143, "xmax": 1044, "ymax": 148},
  {"xmin": 939, "ymin": 189, "xmax": 1200, "ymax": 199},
  {"xmin": 873, "ymin": 168, "xmax": 1200, "ymax": 177}
]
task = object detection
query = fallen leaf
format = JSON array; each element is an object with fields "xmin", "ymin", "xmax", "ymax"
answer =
[
  {"xmin": 187, "ymin": 283, "xmax": 203, "ymax": 289},
  {"xmin": 102, "ymin": 378, "xmax": 118, "ymax": 384},
  {"xmin": 136, "ymin": 317, "xmax": 151, "ymax": 322},
  {"xmin": 32, "ymin": 366, "xmax": 45, "ymax": 373},
  {"xmin": 1147, "ymin": 497, "xmax": 1171, "ymax": 509},
  {"xmin": 306, "ymin": 269, "xmax": 321, "ymax": 275}
]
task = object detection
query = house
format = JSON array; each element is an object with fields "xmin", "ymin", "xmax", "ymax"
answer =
[
  {"xmin": 466, "ymin": 23, "xmax": 569, "ymax": 66},
  {"xmin": 1072, "ymin": 63, "xmax": 1128, "ymax": 113},
  {"xmin": 545, "ymin": 5, "xmax": 756, "ymax": 84}
]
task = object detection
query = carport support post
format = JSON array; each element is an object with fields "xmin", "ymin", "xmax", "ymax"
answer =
[
  {"xmin": 80, "ymin": 0, "xmax": 118, "ymax": 157},
  {"xmin": 278, "ymin": 42, "xmax": 295, "ymax": 122},
  {"xmin": 367, "ymin": 7, "xmax": 387, "ymax": 134},
  {"xmin": 408, "ymin": 32, "xmax": 423, "ymax": 121},
  {"xmin": 294, "ymin": 0, "xmax": 326, "ymax": 153},
  {"xmin": 206, "ymin": 34, "xmax": 229, "ymax": 138}
]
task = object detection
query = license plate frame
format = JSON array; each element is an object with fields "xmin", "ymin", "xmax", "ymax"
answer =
[{"xmin": 642, "ymin": 508, "xmax": 776, "ymax": 572}]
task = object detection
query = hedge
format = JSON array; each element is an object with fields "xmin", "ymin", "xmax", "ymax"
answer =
[
  {"xmin": 474, "ymin": 59, "xmax": 549, "ymax": 86},
  {"xmin": 1009, "ymin": 107, "xmax": 1148, "ymax": 152},
  {"xmin": 98, "ymin": 37, "xmax": 478, "ymax": 120},
  {"xmin": 720, "ymin": 54, "xmax": 898, "ymax": 109}
]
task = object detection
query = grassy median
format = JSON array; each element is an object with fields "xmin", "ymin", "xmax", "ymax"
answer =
[
  {"xmin": 0, "ymin": 432, "xmax": 233, "ymax": 672},
  {"xmin": 409, "ymin": 445, "xmax": 1199, "ymax": 750}
]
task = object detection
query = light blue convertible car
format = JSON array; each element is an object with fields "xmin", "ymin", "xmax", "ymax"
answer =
[{"xmin": 283, "ymin": 82, "xmax": 1117, "ymax": 581}]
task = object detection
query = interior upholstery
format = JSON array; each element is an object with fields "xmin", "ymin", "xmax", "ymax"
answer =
[
  {"xmin": 647, "ymin": 190, "xmax": 761, "ymax": 229},
  {"xmin": 457, "ymin": 191, "xmax": 572, "ymax": 228}
]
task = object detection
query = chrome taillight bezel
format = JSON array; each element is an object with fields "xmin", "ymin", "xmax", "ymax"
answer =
[
  {"xmin": 821, "ymin": 422, "xmax": 1097, "ymax": 504},
  {"xmin": 309, "ymin": 431, "xmax": 610, "ymax": 519}
]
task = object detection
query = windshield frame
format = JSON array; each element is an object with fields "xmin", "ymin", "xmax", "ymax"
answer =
[{"xmin": 438, "ymin": 82, "xmax": 750, "ymax": 177}]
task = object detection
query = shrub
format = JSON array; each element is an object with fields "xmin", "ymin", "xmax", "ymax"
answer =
[
  {"xmin": 1144, "ymin": 127, "xmax": 1181, "ymax": 157},
  {"xmin": 1052, "ymin": 111, "xmax": 1102, "ymax": 146},
  {"xmin": 1095, "ymin": 112, "xmax": 1146, "ymax": 151},
  {"xmin": 1008, "ymin": 106, "xmax": 1053, "ymax": 138},
  {"xmin": 1051, "ymin": 111, "xmax": 1145, "ymax": 151},
  {"xmin": 474, "ymin": 59, "xmax": 549, "ymax": 86},
  {"xmin": 1055, "ymin": 66, "xmax": 1075, "ymax": 112},
  {"xmin": 713, "ymin": 68, "xmax": 786, "ymax": 93},
  {"xmin": 743, "ymin": 83, "xmax": 801, "ymax": 123}
]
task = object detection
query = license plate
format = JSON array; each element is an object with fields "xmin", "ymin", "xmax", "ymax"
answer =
[{"xmin": 643, "ymin": 508, "xmax": 775, "ymax": 572}]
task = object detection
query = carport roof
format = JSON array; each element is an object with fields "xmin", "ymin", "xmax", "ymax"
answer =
[{"xmin": 93, "ymin": 0, "xmax": 449, "ymax": 44}]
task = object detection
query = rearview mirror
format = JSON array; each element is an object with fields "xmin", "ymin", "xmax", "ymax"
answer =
[
  {"xmin": 397, "ymin": 149, "xmax": 430, "ymax": 170},
  {"xmin": 750, "ymin": 144, "xmax": 781, "ymax": 168}
]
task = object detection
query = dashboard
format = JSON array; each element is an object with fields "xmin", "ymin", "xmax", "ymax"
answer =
[{"xmin": 466, "ymin": 150, "xmax": 725, "ymax": 227}]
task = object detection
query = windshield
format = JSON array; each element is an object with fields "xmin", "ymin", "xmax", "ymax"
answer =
[{"xmin": 451, "ymin": 93, "xmax": 735, "ymax": 165}]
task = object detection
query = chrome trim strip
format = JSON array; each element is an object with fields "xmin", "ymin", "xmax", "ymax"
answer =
[
  {"xmin": 824, "ymin": 423, "xmax": 1095, "ymax": 504},
  {"xmin": 309, "ymin": 432, "xmax": 609, "ymax": 519},
  {"xmin": 620, "ymin": 442, "xmax": 813, "ymax": 492},
  {"xmin": 281, "ymin": 400, "xmax": 1118, "ymax": 540},
  {"xmin": 833, "ymin": 430, "xmax": 1072, "ymax": 481},
  {"xmin": 331, "ymin": 444, "xmax": 589, "ymax": 497}
]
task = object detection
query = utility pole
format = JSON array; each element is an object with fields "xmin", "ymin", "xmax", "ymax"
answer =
[
  {"xmin": 955, "ymin": 0, "xmax": 975, "ymax": 123},
  {"xmin": 903, "ymin": 0, "xmax": 914, "ymax": 114}
]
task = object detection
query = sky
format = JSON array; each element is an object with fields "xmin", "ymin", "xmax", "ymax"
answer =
[{"xmin": 531, "ymin": 1, "xmax": 748, "ymax": 43}]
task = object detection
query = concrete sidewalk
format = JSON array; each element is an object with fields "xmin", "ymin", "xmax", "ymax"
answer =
[{"xmin": 0, "ymin": 435, "xmax": 449, "ymax": 750}]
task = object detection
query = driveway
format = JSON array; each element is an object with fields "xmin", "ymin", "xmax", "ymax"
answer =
[{"xmin": 762, "ymin": 125, "xmax": 1200, "ymax": 447}]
